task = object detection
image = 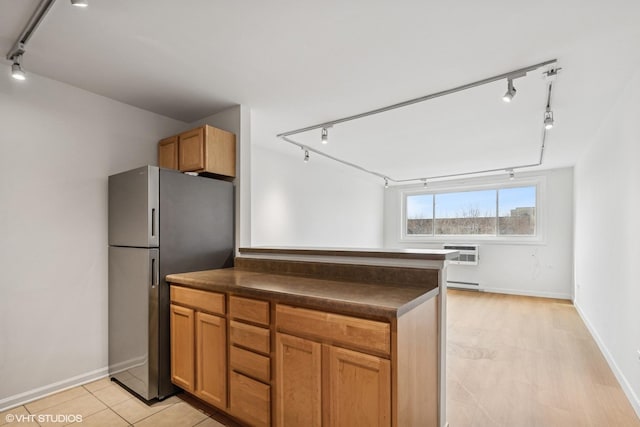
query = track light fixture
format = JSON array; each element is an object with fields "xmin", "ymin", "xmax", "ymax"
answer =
[
  {"xmin": 543, "ymin": 82, "xmax": 555, "ymax": 130},
  {"xmin": 502, "ymin": 78, "xmax": 516, "ymax": 103},
  {"xmin": 321, "ymin": 127, "xmax": 329, "ymax": 144},
  {"xmin": 278, "ymin": 59, "xmax": 561, "ymax": 185},
  {"xmin": 71, "ymin": 0, "xmax": 88, "ymax": 7},
  {"xmin": 544, "ymin": 109, "xmax": 554, "ymax": 130},
  {"xmin": 10, "ymin": 55, "xmax": 25, "ymax": 81}
]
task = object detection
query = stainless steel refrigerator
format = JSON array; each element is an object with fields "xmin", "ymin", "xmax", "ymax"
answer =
[{"xmin": 108, "ymin": 165, "xmax": 234, "ymax": 401}]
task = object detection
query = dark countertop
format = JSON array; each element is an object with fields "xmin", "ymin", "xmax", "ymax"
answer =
[
  {"xmin": 166, "ymin": 268, "xmax": 439, "ymax": 319},
  {"xmin": 239, "ymin": 246, "xmax": 458, "ymax": 261}
]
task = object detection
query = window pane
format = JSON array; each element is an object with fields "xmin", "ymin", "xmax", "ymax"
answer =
[
  {"xmin": 498, "ymin": 186, "xmax": 536, "ymax": 235},
  {"xmin": 406, "ymin": 194, "xmax": 433, "ymax": 235},
  {"xmin": 434, "ymin": 190, "xmax": 496, "ymax": 235}
]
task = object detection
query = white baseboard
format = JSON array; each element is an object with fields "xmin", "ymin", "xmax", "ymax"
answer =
[
  {"xmin": 480, "ymin": 286, "xmax": 572, "ymax": 300},
  {"xmin": 0, "ymin": 367, "xmax": 109, "ymax": 412},
  {"xmin": 574, "ymin": 302, "xmax": 640, "ymax": 419}
]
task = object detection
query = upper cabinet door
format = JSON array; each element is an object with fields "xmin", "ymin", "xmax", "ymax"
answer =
[
  {"xmin": 179, "ymin": 127, "xmax": 205, "ymax": 172},
  {"xmin": 108, "ymin": 166, "xmax": 159, "ymax": 248},
  {"xmin": 158, "ymin": 136, "xmax": 178, "ymax": 170}
]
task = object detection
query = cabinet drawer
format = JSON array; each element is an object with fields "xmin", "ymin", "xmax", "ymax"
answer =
[
  {"xmin": 230, "ymin": 345, "xmax": 270, "ymax": 383},
  {"xmin": 229, "ymin": 296, "xmax": 270, "ymax": 326},
  {"xmin": 230, "ymin": 320, "xmax": 270, "ymax": 354},
  {"xmin": 276, "ymin": 305, "xmax": 390, "ymax": 356},
  {"xmin": 170, "ymin": 286, "xmax": 225, "ymax": 316},
  {"xmin": 230, "ymin": 371, "xmax": 270, "ymax": 427}
]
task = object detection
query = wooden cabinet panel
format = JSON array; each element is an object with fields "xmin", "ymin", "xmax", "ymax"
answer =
[
  {"xmin": 327, "ymin": 346, "xmax": 391, "ymax": 427},
  {"xmin": 275, "ymin": 333, "xmax": 322, "ymax": 427},
  {"xmin": 170, "ymin": 286, "xmax": 225, "ymax": 315},
  {"xmin": 229, "ymin": 320, "xmax": 270, "ymax": 354},
  {"xmin": 170, "ymin": 304, "xmax": 194, "ymax": 392},
  {"xmin": 229, "ymin": 295, "xmax": 270, "ymax": 326},
  {"xmin": 205, "ymin": 126, "xmax": 236, "ymax": 177},
  {"xmin": 230, "ymin": 371, "xmax": 271, "ymax": 427},
  {"xmin": 195, "ymin": 312, "xmax": 227, "ymax": 409},
  {"xmin": 178, "ymin": 127, "xmax": 205, "ymax": 171},
  {"xmin": 276, "ymin": 305, "xmax": 390, "ymax": 356},
  {"xmin": 158, "ymin": 136, "xmax": 178, "ymax": 170},
  {"xmin": 230, "ymin": 345, "xmax": 270, "ymax": 383}
]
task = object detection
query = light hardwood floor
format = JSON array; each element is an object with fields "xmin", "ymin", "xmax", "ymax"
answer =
[
  {"xmin": 2, "ymin": 290, "xmax": 638, "ymax": 426},
  {"xmin": 447, "ymin": 289, "xmax": 640, "ymax": 426}
]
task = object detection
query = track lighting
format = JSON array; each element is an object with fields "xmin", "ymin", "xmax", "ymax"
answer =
[
  {"xmin": 502, "ymin": 78, "xmax": 516, "ymax": 103},
  {"xmin": 508, "ymin": 169, "xmax": 515, "ymax": 180},
  {"xmin": 422, "ymin": 179, "xmax": 428, "ymax": 188},
  {"xmin": 303, "ymin": 150, "xmax": 309, "ymax": 163},
  {"xmin": 71, "ymin": 0, "xmax": 88, "ymax": 7},
  {"xmin": 544, "ymin": 109, "xmax": 554, "ymax": 130},
  {"xmin": 543, "ymin": 82, "xmax": 555, "ymax": 130},
  {"xmin": 321, "ymin": 128, "xmax": 328, "ymax": 144},
  {"xmin": 10, "ymin": 56, "xmax": 25, "ymax": 81},
  {"xmin": 384, "ymin": 178, "xmax": 389, "ymax": 188}
]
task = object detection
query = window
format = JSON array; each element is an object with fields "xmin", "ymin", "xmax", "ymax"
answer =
[{"xmin": 405, "ymin": 185, "xmax": 537, "ymax": 238}]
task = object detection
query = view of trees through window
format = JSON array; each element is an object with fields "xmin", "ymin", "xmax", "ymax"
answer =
[{"xmin": 406, "ymin": 186, "xmax": 536, "ymax": 236}]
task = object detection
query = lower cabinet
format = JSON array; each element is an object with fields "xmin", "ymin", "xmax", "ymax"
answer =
[
  {"xmin": 170, "ymin": 285, "xmax": 438, "ymax": 427},
  {"xmin": 326, "ymin": 345, "xmax": 391, "ymax": 427},
  {"xmin": 275, "ymin": 334, "xmax": 322, "ymax": 427},
  {"xmin": 230, "ymin": 371, "xmax": 271, "ymax": 427},
  {"xmin": 169, "ymin": 287, "xmax": 227, "ymax": 411},
  {"xmin": 170, "ymin": 304, "xmax": 195, "ymax": 392},
  {"xmin": 195, "ymin": 312, "xmax": 227, "ymax": 408},
  {"xmin": 275, "ymin": 333, "xmax": 390, "ymax": 427}
]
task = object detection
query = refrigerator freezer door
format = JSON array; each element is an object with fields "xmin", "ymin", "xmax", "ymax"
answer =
[
  {"xmin": 109, "ymin": 246, "xmax": 159, "ymax": 400},
  {"xmin": 109, "ymin": 166, "xmax": 159, "ymax": 248}
]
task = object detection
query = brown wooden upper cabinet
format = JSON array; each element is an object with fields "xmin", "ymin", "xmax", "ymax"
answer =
[{"xmin": 158, "ymin": 125, "xmax": 236, "ymax": 178}]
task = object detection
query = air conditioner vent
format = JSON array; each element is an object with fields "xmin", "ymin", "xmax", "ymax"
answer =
[{"xmin": 443, "ymin": 244, "xmax": 479, "ymax": 266}]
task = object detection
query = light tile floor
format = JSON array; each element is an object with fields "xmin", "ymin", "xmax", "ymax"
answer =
[{"xmin": 0, "ymin": 379, "xmax": 228, "ymax": 427}]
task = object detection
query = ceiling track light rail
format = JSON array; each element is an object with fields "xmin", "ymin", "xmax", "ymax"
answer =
[
  {"xmin": 280, "ymin": 60, "xmax": 560, "ymax": 187},
  {"xmin": 277, "ymin": 59, "xmax": 556, "ymax": 138},
  {"xmin": 6, "ymin": 0, "xmax": 87, "ymax": 80}
]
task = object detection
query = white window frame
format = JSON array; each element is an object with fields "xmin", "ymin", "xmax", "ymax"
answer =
[{"xmin": 399, "ymin": 175, "xmax": 546, "ymax": 244}]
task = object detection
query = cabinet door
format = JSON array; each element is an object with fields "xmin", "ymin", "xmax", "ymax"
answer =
[
  {"xmin": 326, "ymin": 346, "xmax": 391, "ymax": 427},
  {"xmin": 158, "ymin": 136, "xmax": 178, "ymax": 170},
  {"xmin": 195, "ymin": 311, "xmax": 227, "ymax": 409},
  {"xmin": 179, "ymin": 127, "xmax": 205, "ymax": 171},
  {"xmin": 170, "ymin": 304, "xmax": 194, "ymax": 392},
  {"xmin": 275, "ymin": 333, "xmax": 322, "ymax": 427}
]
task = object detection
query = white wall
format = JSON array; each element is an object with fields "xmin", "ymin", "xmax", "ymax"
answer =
[
  {"xmin": 573, "ymin": 69, "xmax": 640, "ymax": 417},
  {"xmin": 0, "ymin": 66, "xmax": 186, "ymax": 409},
  {"xmin": 251, "ymin": 145, "xmax": 384, "ymax": 248},
  {"xmin": 188, "ymin": 106, "xmax": 252, "ymax": 250},
  {"xmin": 383, "ymin": 168, "xmax": 574, "ymax": 299}
]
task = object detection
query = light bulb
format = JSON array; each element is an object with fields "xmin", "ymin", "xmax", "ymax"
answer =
[
  {"xmin": 11, "ymin": 62, "xmax": 26, "ymax": 81},
  {"xmin": 321, "ymin": 128, "xmax": 328, "ymax": 144}
]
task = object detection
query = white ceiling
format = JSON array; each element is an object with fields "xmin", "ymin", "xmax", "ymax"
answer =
[{"xmin": 2, "ymin": 0, "xmax": 640, "ymax": 180}]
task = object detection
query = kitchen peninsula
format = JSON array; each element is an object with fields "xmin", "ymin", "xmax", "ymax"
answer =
[{"xmin": 166, "ymin": 247, "xmax": 457, "ymax": 427}]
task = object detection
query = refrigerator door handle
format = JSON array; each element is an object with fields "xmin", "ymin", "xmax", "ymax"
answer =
[
  {"xmin": 151, "ymin": 208, "xmax": 156, "ymax": 238},
  {"xmin": 151, "ymin": 256, "xmax": 158, "ymax": 288}
]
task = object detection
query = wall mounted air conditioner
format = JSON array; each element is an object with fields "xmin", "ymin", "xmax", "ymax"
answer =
[{"xmin": 443, "ymin": 244, "xmax": 479, "ymax": 266}]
